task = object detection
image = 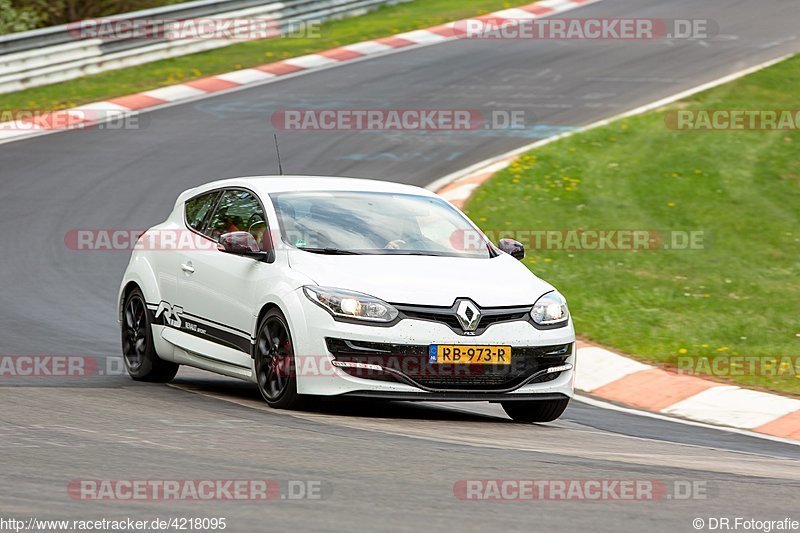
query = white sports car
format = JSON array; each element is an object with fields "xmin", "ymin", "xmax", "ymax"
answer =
[{"xmin": 118, "ymin": 176, "xmax": 576, "ymax": 422}]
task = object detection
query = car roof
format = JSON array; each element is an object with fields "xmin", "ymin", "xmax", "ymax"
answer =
[{"xmin": 178, "ymin": 175, "xmax": 437, "ymax": 204}]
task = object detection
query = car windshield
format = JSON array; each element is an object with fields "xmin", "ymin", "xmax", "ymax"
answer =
[{"xmin": 271, "ymin": 191, "xmax": 492, "ymax": 258}]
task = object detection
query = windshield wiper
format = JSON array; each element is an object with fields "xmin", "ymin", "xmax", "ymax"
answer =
[
  {"xmin": 382, "ymin": 251, "xmax": 439, "ymax": 256},
  {"xmin": 300, "ymin": 247, "xmax": 361, "ymax": 255},
  {"xmin": 376, "ymin": 250, "xmax": 488, "ymax": 257}
]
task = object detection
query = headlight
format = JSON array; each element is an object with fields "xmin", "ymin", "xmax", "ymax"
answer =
[
  {"xmin": 303, "ymin": 286, "xmax": 399, "ymax": 323},
  {"xmin": 531, "ymin": 291, "xmax": 569, "ymax": 326}
]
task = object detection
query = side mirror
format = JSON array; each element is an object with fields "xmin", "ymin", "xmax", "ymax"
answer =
[
  {"xmin": 218, "ymin": 232, "xmax": 265, "ymax": 258},
  {"xmin": 498, "ymin": 238, "xmax": 525, "ymax": 260}
]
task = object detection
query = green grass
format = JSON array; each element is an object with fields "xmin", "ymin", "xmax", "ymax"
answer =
[
  {"xmin": 466, "ymin": 54, "xmax": 800, "ymax": 395},
  {"xmin": 0, "ymin": 0, "xmax": 527, "ymax": 113}
]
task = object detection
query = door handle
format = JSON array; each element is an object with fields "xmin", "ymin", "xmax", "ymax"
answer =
[{"xmin": 180, "ymin": 263, "xmax": 195, "ymax": 274}]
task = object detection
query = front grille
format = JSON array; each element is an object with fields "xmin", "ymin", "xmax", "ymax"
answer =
[
  {"xmin": 478, "ymin": 311, "xmax": 531, "ymax": 327},
  {"xmin": 399, "ymin": 310, "xmax": 462, "ymax": 330},
  {"xmin": 326, "ymin": 338, "xmax": 571, "ymax": 391},
  {"xmin": 395, "ymin": 303, "xmax": 531, "ymax": 335}
]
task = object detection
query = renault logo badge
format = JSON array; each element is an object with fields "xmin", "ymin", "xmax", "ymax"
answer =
[{"xmin": 455, "ymin": 300, "xmax": 481, "ymax": 332}]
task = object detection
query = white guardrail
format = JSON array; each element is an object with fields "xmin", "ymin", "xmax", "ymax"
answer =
[{"xmin": 0, "ymin": 0, "xmax": 408, "ymax": 94}]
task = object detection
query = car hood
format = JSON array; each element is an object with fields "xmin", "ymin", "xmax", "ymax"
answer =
[{"xmin": 287, "ymin": 251, "xmax": 554, "ymax": 307}]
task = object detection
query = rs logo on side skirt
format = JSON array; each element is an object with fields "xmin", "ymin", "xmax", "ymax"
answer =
[{"xmin": 155, "ymin": 301, "xmax": 183, "ymax": 328}]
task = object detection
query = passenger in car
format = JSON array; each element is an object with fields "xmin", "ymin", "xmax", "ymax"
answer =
[{"xmin": 224, "ymin": 215, "xmax": 243, "ymax": 233}]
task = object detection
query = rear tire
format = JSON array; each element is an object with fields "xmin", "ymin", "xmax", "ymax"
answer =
[
  {"xmin": 254, "ymin": 308, "xmax": 306, "ymax": 409},
  {"xmin": 121, "ymin": 288, "xmax": 179, "ymax": 382},
  {"xmin": 501, "ymin": 398, "xmax": 570, "ymax": 423}
]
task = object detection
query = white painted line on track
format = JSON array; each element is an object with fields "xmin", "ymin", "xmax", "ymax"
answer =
[
  {"xmin": 426, "ymin": 53, "xmax": 796, "ymax": 192},
  {"xmin": 575, "ymin": 394, "xmax": 800, "ymax": 448},
  {"xmin": 0, "ymin": 0, "xmax": 604, "ymax": 146},
  {"xmin": 167, "ymin": 381, "xmax": 800, "ymax": 449}
]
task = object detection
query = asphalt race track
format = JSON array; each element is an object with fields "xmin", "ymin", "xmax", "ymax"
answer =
[{"xmin": 1, "ymin": 0, "xmax": 800, "ymax": 530}]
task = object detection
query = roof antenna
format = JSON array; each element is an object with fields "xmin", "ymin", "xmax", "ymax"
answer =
[{"xmin": 273, "ymin": 133, "xmax": 284, "ymax": 176}]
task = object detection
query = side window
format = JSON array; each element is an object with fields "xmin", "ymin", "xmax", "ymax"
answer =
[
  {"xmin": 185, "ymin": 191, "xmax": 220, "ymax": 232},
  {"xmin": 206, "ymin": 189, "xmax": 269, "ymax": 250}
]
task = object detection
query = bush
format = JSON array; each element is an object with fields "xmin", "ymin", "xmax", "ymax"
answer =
[
  {"xmin": 0, "ymin": 0, "xmax": 43, "ymax": 34},
  {"xmin": 2, "ymin": 0, "xmax": 186, "ymax": 33}
]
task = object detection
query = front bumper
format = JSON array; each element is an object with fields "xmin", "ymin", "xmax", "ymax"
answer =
[
  {"xmin": 340, "ymin": 391, "xmax": 571, "ymax": 402},
  {"xmin": 285, "ymin": 293, "xmax": 576, "ymax": 399},
  {"xmin": 326, "ymin": 338, "xmax": 572, "ymax": 392}
]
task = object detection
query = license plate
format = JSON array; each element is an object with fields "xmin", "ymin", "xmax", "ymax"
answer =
[{"xmin": 429, "ymin": 345, "xmax": 512, "ymax": 365}]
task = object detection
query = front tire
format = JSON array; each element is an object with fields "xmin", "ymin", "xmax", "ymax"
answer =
[
  {"xmin": 501, "ymin": 398, "xmax": 570, "ymax": 423},
  {"xmin": 254, "ymin": 309, "xmax": 305, "ymax": 409},
  {"xmin": 121, "ymin": 288, "xmax": 179, "ymax": 382}
]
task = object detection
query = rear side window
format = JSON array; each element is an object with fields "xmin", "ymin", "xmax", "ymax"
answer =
[
  {"xmin": 206, "ymin": 189, "xmax": 265, "ymax": 238},
  {"xmin": 185, "ymin": 191, "xmax": 220, "ymax": 231}
]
